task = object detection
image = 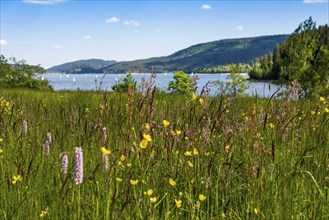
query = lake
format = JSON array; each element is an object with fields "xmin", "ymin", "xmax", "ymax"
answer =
[{"xmin": 37, "ymin": 73, "xmax": 282, "ymax": 97}]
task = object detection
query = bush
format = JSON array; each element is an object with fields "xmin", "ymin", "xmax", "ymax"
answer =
[
  {"xmin": 168, "ymin": 70, "xmax": 195, "ymax": 94},
  {"xmin": 111, "ymin": 73, "xmax": 137, "ymax": 92}
]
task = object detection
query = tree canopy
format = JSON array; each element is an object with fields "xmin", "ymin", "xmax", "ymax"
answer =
[{"xmin": 249, "ymin": 17, "xmax": 329, "ymax": 98}]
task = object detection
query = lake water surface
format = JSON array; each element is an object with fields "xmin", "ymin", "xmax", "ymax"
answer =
[{"xmin": 38, "ymin": 73, "xmax": 282, "ymax": 97}]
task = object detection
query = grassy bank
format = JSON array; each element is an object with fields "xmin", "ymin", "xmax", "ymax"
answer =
[{"xmin": 0, "ymin": 88, "xmax": 328, "ymax": 219}]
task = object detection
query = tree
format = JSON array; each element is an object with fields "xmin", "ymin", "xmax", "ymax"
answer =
[
  {"xmin": 0, "ymin": 55, "xmax": 51, "ymax": 90},
  {"xmin": 111, "ymin": 73, "xmax": 137, "ymax": 92},
  {"xmin": 168, "ymin": 70, "xmax": 195, "ymax": 94}
]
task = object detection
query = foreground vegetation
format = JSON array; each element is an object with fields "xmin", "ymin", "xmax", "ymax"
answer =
[{"xmin": 0, "ymin": 81, "xmax": 328, "ymax": 219}]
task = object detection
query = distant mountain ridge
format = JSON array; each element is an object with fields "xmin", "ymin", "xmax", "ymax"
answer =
[
  {"xmin": 47, "ymin": 59, "xmax": 116, "ymax": 73},
  {"xmin": 47, "ymin": 34, "xmax": 288, "ymax": 73}
]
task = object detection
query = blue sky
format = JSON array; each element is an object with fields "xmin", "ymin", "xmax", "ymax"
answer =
[{"xmin": 0, "ymin": 0, "xmax": 328, "ymax": 68}]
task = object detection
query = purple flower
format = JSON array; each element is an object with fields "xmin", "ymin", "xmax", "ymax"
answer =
[
  {"xmin": 47, "ymin": 132, "xmax": 52, "ymax": 144},
  {"xmin": 44, "ymin": 140, "xmax": 50, "ymax": 156},
  {"xmin": 61, "ymin": 153, "xmax": 68, "ymax": 174},
  {"xmin": 74, "ymin": 147, "xmax": 83, "ymax": 185},
  {"xmin": 102, "ymin": 127, "xmax": 107, "ymax": 144},
  {"xmin": 23, "ymin": 120, "xmax": 28, "ymax": 134},
  {"xmin": 102, "ymin": 154, "xmax": 108, "ymax": 172}
]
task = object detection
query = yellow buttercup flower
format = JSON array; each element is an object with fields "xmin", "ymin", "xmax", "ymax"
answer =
[
  {"xmin": 320, "ymin": 96, "xmax": 325, "ymax": 102},
  {"xmin": 199, "ymin": 194, "xmax": 206, "ymax": 201},
  {"xmin": 169, "ymin": 178, "xmax": 176, "ymax": 186},
  {"xmin": 163, "ymin": 120, "xmax": 170, "ymax": 128},
  {"xmin": 187, "ymin": 161, "xmax": 193, "ymax": 167},
  {"xmin": 175, "ymin": 130, "xmax": 182, "ymax": 135},
  {"xmin": 120, "ymin": 155, "xmax": 126, "ymax": 161},
  {"xmin": 116, "ymin": 177, "xmax": 123, "ymax": 182},
  {"xmin": 199, "ymin": 98, "xmax": 204, "ymax": 105},
  {"xmin": 150, "ymin": 197, "xmax": 157, "ymax": 203},
  {"xmin": 192, "ymin": 94, "xmax": 197, "ymax": 100},
  {"xmin": 143, "ymin": 134, "xmax": 152, "ymax": 142},
  {"xmin": 130, "ymin": 179, "xmax": 139, "ymax": 185},
  {"xmin": 254, "ymin": 208, "xmax": 259, "ymax": 215},
  {"xmin": 325, "ymin": 107, "xmax": 329, "ymax": 113},
  {"xmin": 145, "ymin": 123, "xmax": 151, "ymax": 130},
  {"xmin": 193, "ymin": 148, "xmax": 199, "ymax": 155},
  {"xmin": 12, "ymin": 175, "xmax": 22, "ymax": 185},
  {"xmin": 127, "ymin": 163, "xmax": 132, "ymax": 167},
  {"xmin": 175, "ymin": 199, "xmax": 182, "ymax": 208},
  {"xmin": 101, "ymin": 147, "xmax": 112, "ymax": 155},
  {"xmin": 269, "ymin": 123, "xmax": 275, "ymax": 128},
  {"xmin": 140, "ymin": 139, "xmax": 148, "ymax": 149},
  {"xmin": 40, "ymin": 210, "xmax": 47, "ymax": 218},
  {"xmin": 147, "ymin": 189, "xmax": 154, "ymax": 196},
  {"xmin": 184, "ymin": 151, "xmax": 192, "ymax": 156}
]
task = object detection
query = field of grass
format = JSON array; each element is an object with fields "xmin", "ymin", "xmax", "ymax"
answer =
[{"xmin": 0, "ymin": 86, "xmax": 328, "ymax": 219}]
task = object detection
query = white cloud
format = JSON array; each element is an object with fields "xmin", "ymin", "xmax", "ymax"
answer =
[
  {"xmin": 233, "ymin": 25, "xmax": 244, "ymax": 31},
  {"xmin": 303, "ymin": 0, "xmax": 328, "ymax": 3},
  {"xmin": 22, "ymin": 0, "xmax": 68, "ymax": 5},
  {"xmin": 122, "ymin": 20, "xmax": 141, "ymax": 27},
  {"xmin": 82, "ymin": 35, "xmax": 93, "ymax": 40},
  {"xmin": 105, "ymin": 17, "xmax": 120, "ymax": 24},
  {"xmin": 200, "ymin": 4, "xmax": 212, "ymax": 10},
  {"xmin": 0, "ymin": 39, "xmax": 8, "ymax": 46},
  {"xmin": 51, "ymin": 45, "xmax": 63, "ymax": 49}
]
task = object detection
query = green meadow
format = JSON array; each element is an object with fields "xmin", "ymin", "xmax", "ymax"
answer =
[{"xmin": 0, "ymin": 87, "xmax": 328, "ymax": 219}]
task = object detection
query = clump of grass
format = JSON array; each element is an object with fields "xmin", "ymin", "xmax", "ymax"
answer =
[{"xmin": 0, "ymin": 88, "xmax": 328, "ymax": 219}]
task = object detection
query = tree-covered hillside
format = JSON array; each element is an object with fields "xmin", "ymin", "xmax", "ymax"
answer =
[
  {"xmin": 249, "ymin": 17, "xmax": 328, "ymax": 97},
  {"xmin": 47, "ymin": 59, "xmax": 116, "ymax": 73},
  {"xmin": 101, "ymin": 35, "xmax": 288, "ymax": 73}
]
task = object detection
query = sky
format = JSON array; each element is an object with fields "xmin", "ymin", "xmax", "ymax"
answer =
[{"xmin": 0, "ymin": 0, "xmax": 328, "ymax": 68}]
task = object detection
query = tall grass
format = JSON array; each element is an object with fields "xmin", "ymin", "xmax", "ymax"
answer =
[{"xmin": 0, "ymin": 88, "xmax": 328, "ymax": 219}]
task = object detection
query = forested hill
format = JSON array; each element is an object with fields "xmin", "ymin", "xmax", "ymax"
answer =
[
  {"xmin": 101, "ymin": 35, "xmax": 288, "ymax": 73},
  {"xmin": 47, "ymin": 59, "xmax": 117, "ymax": 73}
]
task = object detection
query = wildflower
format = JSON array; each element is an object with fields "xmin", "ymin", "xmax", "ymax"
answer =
[
  {"xmin": 0, "ymin": 148, "xmax": 3, "ymax": 157},
  {"xmin": 0, "ymin": 137, "xmax": 2, "ymax": 142},
  {"xmin": 44, "ymin": 140, "xmax": 50, "ymax": 156},
  {"xmin": 193, "ymin": 148, "xmax": 199, "ymax": 155},
  {"xmin": 130, "ymin": 179, "xmax": 139, "ymax": 185},
  {"xmin": 140, "ymin": 139, "xmax": 148, "ymax": 149},
  {"xmin": 199, "ymin": 98, "xmax": 204, "ymax": 105},
  {"xmin": 163, "ymin": 120, "xmax": 170, "ymax": 128},
  {"xmin": 169, "ymin": 178, "xmax": 176, "ymax": 186},
  {"xmin": 120, "ymin": 155, "xmax": 126, "ymax": 161},
  {"xmin": 320, "ymin": 96, "xmax": 325, "ymax": 102},
  {"xmin": 23, "ymin": 120, "xmax": 28, "ymax": 134},
  {"xmin": 192, "ymin": 94, "xmax": 197, "ymax": 100},
  {"xmin": 46, "ymin": 132, "xmax": 52, "ymax": 144},
  {"xmin": 175, "ymin": 199, "xmax": 182, "ymax": 208},
  {"xmin": 102, "ymin": 127, "xmax": 107, "ymax": 144},
  {"xmin": 176, "ymin": 130, "xmax": 182, "ymax": 135},
  {"xmin": 150, "ymin": 197, "xmax": 157, "ymax": 203},
  {"xmin": 226, "ymin": 109, "xmax": 230, "ymax": 113},
  {"xmin": 147, "ymin": 189, "xmax": 154, "ymax": 196},
  {"xmin": 85, "ymin": 107, "xmax": 90, "ymax": 114},
  {"xmin": 74, "ymin": 147, "xmax": 83, "ymax": 185},
  {"xmin": 254, "ymin": 208, "xmax": 259, "ymax": 215},
  {"xmin": 102, "ymin": 154, "xmax": 109, "ymax": 171},
  {"xmin": 40, "ymin": 210, "xmax": 48, "ymax": 218},
  {"xmin": 187, "ymin": 161, "xmax": 193, "ymax": 167},
  {"xmin": 311, "ymin": 110, "xmax": 316, "ymax": 115},
  {"xmin": 269, "ymin": 123, "xmax": 275, "ymax": 128},
  {"xmin": 143, "ymin": 134, "xmax": 152, "ymax": 142},
  {"xmin": 145, "ymin": 123, "xmax": 150, "ymax": 130},
  {"xmin": 325, "ymin": 107, "xmax": 329, "ymax": 113},
  {"xmin": 101, "ymin": 147, "xmax": 112, "ymax": 155},
  {"xmin": 12, "ymin": 175, "xmax": 22, "ymax": 184},
  {"xmin": 204, "ymin": 152, "xmax": 210, "ymax": 156},
  {"xmin": 221, "ymin": 212, "xmax": 226, "ymax": 218},
  {"xmin": 61, "ymin": 153, "xmax": 68, "ymax": 174},
  {"xmin": 127, "ymin": 163, "xmax": 132, "ymax": 167},
  {"xmin": 225, "ymin": 145, "xmax": 230, "ymax": 151},
  {"xmin": 184, "ymin": 151, "xmax": 192, "ymax": 156},
  {"xmin": 116, "ymin": 177, "xmax": 123, "ymax": 182},
  {"xmin": 179, "ymin": 192, "xmax": 183, "ymax": 196},
  {"xmin": 199, "ymin": 194, "xmax": 206, "ymax": 201}
]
